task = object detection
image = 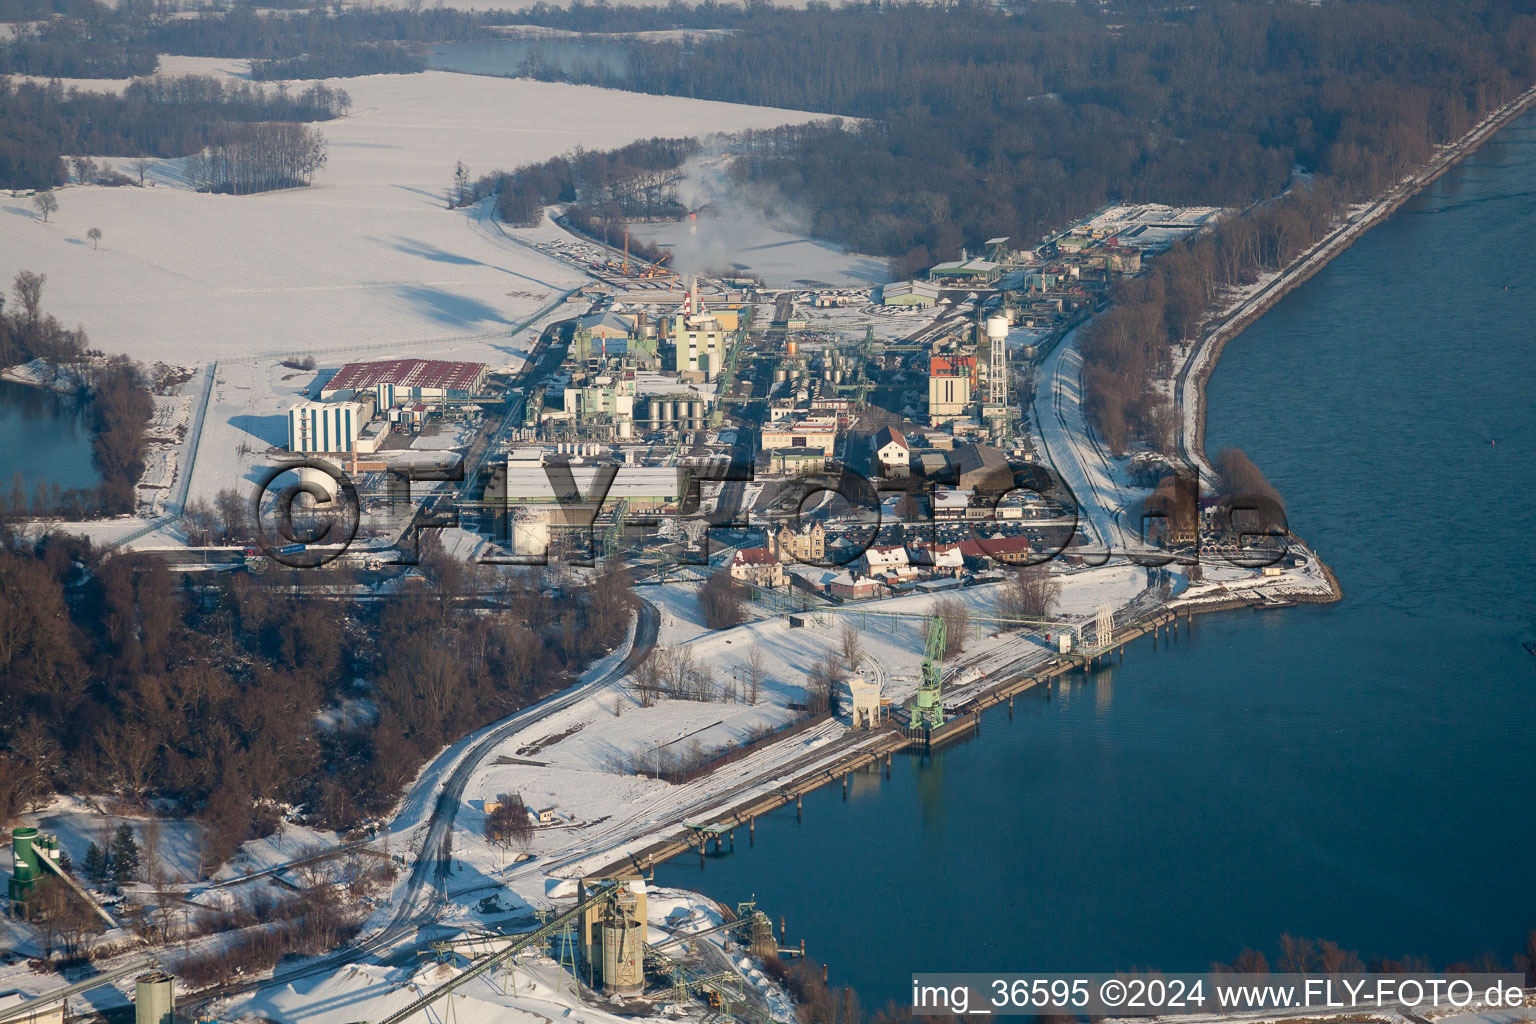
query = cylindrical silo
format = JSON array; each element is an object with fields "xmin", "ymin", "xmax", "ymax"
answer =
[
  {"xmin": 296, "ymin": 465, "xmax": 339, "ymax": 502},
  {"xmin": 510, "ymin": 509, "xmax": 550, "ymax": 558},
  {"xmin": 135, "ymin": 973, "xmax": 175, "ymax": 1024}
]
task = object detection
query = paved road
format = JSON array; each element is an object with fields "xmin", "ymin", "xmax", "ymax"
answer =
[
  {"xmin": 384, "ymin": 596, "xmax": 657, "ymax": 934},
  {"xmin": 1032, "ymin": 325, "xmax": 1129, "ymax": 555},
  {"xmin": 180, "ymin": 597, "xmax": 659, "ymax": 1012}
]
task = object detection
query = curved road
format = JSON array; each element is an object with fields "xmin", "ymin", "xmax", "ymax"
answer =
[
  {"xmin": 386, "ymin": 596, "xmax": 658, "ymax": 932},
  {"xmin": 181, "ymin": 597, "xmax": 659, "ymax": 1011}
]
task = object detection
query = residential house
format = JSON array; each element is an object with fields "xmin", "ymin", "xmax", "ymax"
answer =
[
  {"xmin": 767, "ymin": 521, "xmax": 827, "ymax": 563},
  {"xmin": 872, "ymin": 425, "xmax": 910, "ymax": 477},
  {"xmin": 730, "ymin": 547, "xmax": 786, "ymax": 589}
]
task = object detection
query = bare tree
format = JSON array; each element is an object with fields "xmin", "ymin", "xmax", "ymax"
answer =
[
  {"xmin": 838, "ymin": 622, "xmax": 864, "ymax": 674},
  {"xmin": 485, "ymin": 794, "xmax": 533, "ymax": 849},
  {"xmin": 1278, "ymin": 933, "xmax": 1317, "ymax": 973},
  {"xmin": 97, "ymin": 720, "xmax": 156, "ymax": 804},
  {"xmin": 934, "ymin": 597, "xmax": 969, "ymax": 658},
  {"xmin": 13, "ymin": 271, "xmax": 45, "ymax": 324},
  {"xmin": 631, "ymin": 648, "xmax": 663, "ymax": 707},
  {"xmin": 451, "ymin": 160, "xmax": 471, "ymax": 208},
  {"xmin": 140, "ymin": 816, "xmax": 164, "ymax": 887},
  {"xmin": 805, "ymin": 649, "xmax": 843, "ymax": 715},
  {"xmin": 744, "ymin": 644, "xmax": 765, "ymax": 704},
  {"xmin": 32, "ymin": 191, "xmax": 58, "ymax": 222},
  {"xmin": 87, "ymin": 227, "xmax": 102, "ymax": 250},
  {"xmin": 214, "ymin": 487, "xmax": 247, "ymax": 542},
  {"xmin": 132, "ymin": 157, "xmax": 153, "ymax": 186},
  {"xmin": 699, "ymin": 571, "xmax": 748, "ymax": 629},
  {"xmin": 995, "ymin": 563, "xmax": 1059, "ymax": 620}
]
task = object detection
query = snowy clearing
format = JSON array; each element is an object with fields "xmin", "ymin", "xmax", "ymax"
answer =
[{"xmin": 0, "ymin": 71, "xmax": 824, "ymax": 365}]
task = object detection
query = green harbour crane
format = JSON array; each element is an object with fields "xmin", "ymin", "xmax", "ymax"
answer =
[{"xmin": 908, "ymin": 615, "xmax": 947, "ymax": 730}]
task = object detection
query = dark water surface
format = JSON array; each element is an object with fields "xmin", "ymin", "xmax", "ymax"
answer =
[
  {"xmin": 654, "ymin": 111, "xmax": 1536, "ymax": 1007},
  {"xmin": 0, "ymin": 378, "xmax": 99, "ymax": 499},
  {"xmin": 426, "ymin": 37, "xmax": 630, "ymax": 78}
]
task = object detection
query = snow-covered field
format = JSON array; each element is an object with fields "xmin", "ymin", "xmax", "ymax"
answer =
[
  {"xmin": 3, "ymin": 67, "xmax": 826, "ymax": 521},
  {"xmin": 1, "ymin": 70, "xmax": 823, "ymax": 365}
]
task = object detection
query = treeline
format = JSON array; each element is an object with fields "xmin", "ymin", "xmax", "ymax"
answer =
[
  {"xmin": 249, "ymin": 42, "xmax": 426, "ymax": 81},
  {"xmin": 505, "ymin": 0, "xmax": 757, "ymax": 33},
  {"xmin": 0, "ymin": 271, "xmax": 87, "ymax": 370},
  {"xmin": 539, "ymin": 0, "xmax": 1536, "ymax": 271},
  {"xmin": 146, "ymin": 6, "xmax": 487, "ymax": 60},
  {"xmin": 88, "ymin": 359, "xmax": 153, "ymax": 513},
  {"xmin": 187, "ymin": 122, "xmax": 328, "ymax": 194},
  {"xmin": 472, "ymin": 135, "xmax": 697, "ymax": 233},
  {"xmin": 0, "ymin": 3, "xmax": 478, "ymax": 81},
  {"xmin": 0, "ymin": 534, "xmax": 635, "ymax": 872},
  {"xmin": 0, "ymin": 75, "xmax": 349, "ymax": 190},
  {"xmin": 0, "ymin": 34, "xmax": 158, "ymax": 79},
  {"xmin": 0, "ymin": 0, "xmax": 108, "ymax": 18},
  {"xmin": 1080, "ymin": 184, "xmax": 1341, "ymax": 453}
]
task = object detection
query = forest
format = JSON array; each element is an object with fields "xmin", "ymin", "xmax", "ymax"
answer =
[
  {"xmin": 0, "ymin": 524, "xmax": 636, "ymax": 872},
  {"xmin": 465, "ymin": 135, "xmax": 696, "ymax": 260},
  {"xmin": 528, "ymin": 0, "xmax": 1536, "ymax": 268},
  {"xmin": 186, "ymin": 121, "xmax": 329, "ymax": 194},
  {"xmin": 0, "ymin": 75, "xmax": 349, "ymax": 190}
]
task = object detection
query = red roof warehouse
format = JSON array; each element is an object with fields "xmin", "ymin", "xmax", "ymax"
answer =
[{"xmin": 321, "ymin": 358, "xmax": 488, "ymax": 398}]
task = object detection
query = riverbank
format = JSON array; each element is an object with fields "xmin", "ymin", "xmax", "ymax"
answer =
[
  {"xmin": 1, "ymin": 356, "xmax": 87, "ymax": 394},
  {"xmin": 1177, "ymin": 81, "xmax": 1536, "ymax": 480},
  {"xmin": 585, "ymin": 84, "xmax": 1536, "ymax": 884}
]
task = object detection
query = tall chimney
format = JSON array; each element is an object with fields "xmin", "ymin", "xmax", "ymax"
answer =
[{"xmin": 690, "ymin": 276, "xmax": 698, "ymax": 318}]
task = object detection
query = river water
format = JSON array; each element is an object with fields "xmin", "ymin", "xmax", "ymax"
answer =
[
  {"xmin": 426, "ymin": 37, "xmax": 630, "ymax": 78},
  {"xmin": 0, "ymin": 378, "xmax": 99, "ymax": 502},
  {"xmin": 654, "ymin": 111, "xmax": 1536, "ymax": 1006}
]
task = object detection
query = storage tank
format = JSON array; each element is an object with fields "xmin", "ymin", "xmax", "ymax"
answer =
[
  {"xmin": 600, "ymin": 918, "xmax": 645, "ymax": 995},
  {"xmin": 296, "ymin": 465, "xmax": 339, "ymax": 502},
  {"xmin": 659, "ymin": 400, "xmax": 672, "ymax": 423},
  {"xmin": 11, "ymin": 827, "xmax": 38, "ymax": 873},
  {"xmin": 618, "ymin": 418, "xmax": 633, "ymax": 439},
  {"xmin": 135, "ymin": 973, "xmax": 175, "ymax": 1024},
  {"xmin": 510, "ymin": 509, "xmax": 550, "ymax": 559},
  {"xmin": 986, "ymin": 315, "xmax": 1009, "ymax": 342}
]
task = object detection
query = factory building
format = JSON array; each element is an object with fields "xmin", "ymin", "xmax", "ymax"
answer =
[
  {"xmin": 669, "ymin": 280, "xmax": 730, "ymax": 379},
  {"xmin": 928, "ymin": 354, "xmax": 975, "ymax": 423},
  {"xmin": 497, "ymin": 459, "xmax": 684, "ymax": 518},
  {"xmin": 928, "ymin": 258, "xmax": 1000, "ymax": 285},
  {"xmin": 671, "ymin": 313, "xmax": 729, "ymax": 378},
  {"xmin": 760, "ymin": 415, "xmax": 838, "ymax": 454},
  {"xmin": 287, "ymin": 399, "xmax": 373, "ymax": 454},
  {"xmin": 879, "ymin": 280, "xmax": 941, "ymax": 307},
  {"xmin": 321, "ymin": 358, "xmax": 487, "ymax": 402},
  {"xmin": 563, "ymin": 374, "xmax": 637, "ymax": 435},
  {"xmin": 0, "ymin": 991, "xmax": 63, "ymax": 1024}
]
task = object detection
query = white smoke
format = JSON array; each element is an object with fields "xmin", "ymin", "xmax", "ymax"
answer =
[{"xmin": 661, "ymin": 141, "xmax": 814, "ymax": 278}]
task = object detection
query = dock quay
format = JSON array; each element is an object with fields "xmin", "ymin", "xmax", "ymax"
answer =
[{"xmin": 590, "ymin": 605, "xmax": 1206, "ymax": 879}]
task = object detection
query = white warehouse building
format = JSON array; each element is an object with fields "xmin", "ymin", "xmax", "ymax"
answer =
[{"xmin": 287, "ymin": 400, "xmax": 365, "ymax": 453}]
